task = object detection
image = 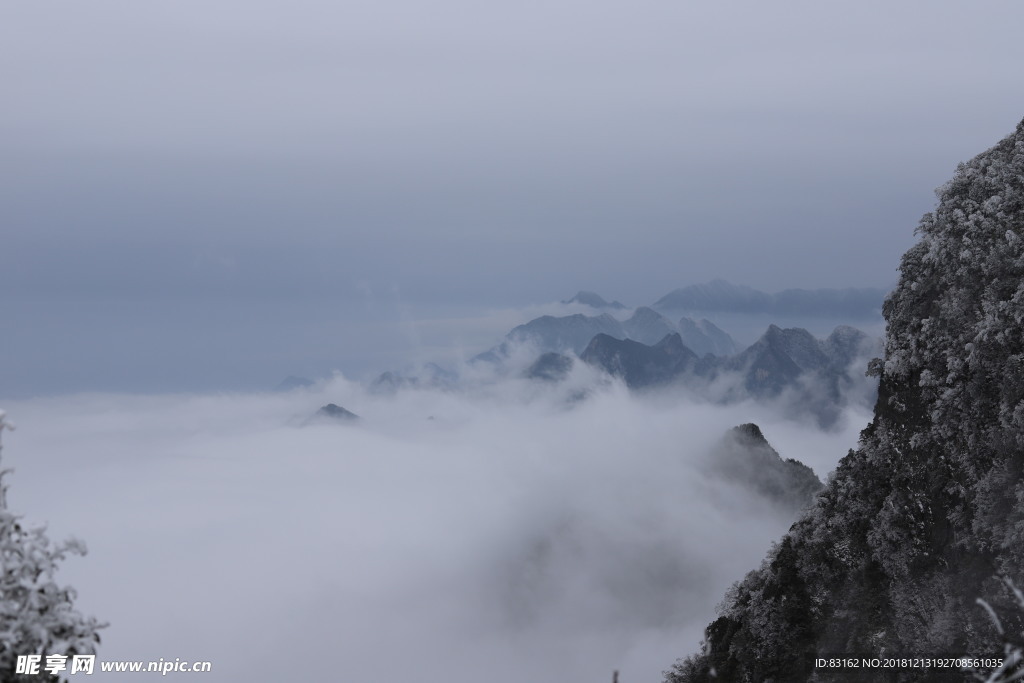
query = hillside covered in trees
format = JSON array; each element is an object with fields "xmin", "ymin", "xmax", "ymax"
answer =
[{"xmin": 666, "ymin": 119, "xmax": 1024, "ymax": 681}]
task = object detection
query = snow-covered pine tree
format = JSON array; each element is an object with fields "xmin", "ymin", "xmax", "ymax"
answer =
[{"xmin": 0, "ymin": 411, "xmax": 104, "ymax": 682}]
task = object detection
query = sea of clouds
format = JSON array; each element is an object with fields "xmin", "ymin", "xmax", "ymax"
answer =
[{"xmin": 2, "ymin": 374, "xmax": 870, "ymax": 682}]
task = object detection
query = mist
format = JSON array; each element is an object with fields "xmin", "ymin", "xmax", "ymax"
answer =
[{"xmin": 2, "ymin": 375, "xmax": 869, "ymax": 681}]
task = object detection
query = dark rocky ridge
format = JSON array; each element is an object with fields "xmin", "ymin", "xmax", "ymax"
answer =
[{"xmin": 666, "ymin": 119, "xmax": 1024, "ymax": 682}]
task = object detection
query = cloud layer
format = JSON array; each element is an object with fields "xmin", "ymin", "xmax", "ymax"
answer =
[{"xmin": 3, "ymin": 378, "xmax": 869, "ymax": 681}]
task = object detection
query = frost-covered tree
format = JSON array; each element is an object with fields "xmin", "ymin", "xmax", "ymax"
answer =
[
  {"xmin": 666, "ymin": 118, "xmax": 1024, "ymax": 682},
  {"xmin": 0, "ymin": 411, "xmax": 104, "ymax": 682}
]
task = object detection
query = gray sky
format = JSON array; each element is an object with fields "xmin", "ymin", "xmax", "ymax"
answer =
[{"xmin": 3, "ymin": 0, "xmax": 1024, "ymax": 395}]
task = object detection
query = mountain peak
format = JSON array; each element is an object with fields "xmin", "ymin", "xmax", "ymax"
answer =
[
  {"xmin": 562, "ymin": 291, "xmax": 626, "ymax": 309},
  {"xmin": 305, "ymin": 403, "xmax": 360, "ymax": 425},
  {"xmin": 730, "ymin": 422, "xmax": 766, "ymax": 444},
  {"xmin": 627, "ymin": 306, "xmax": 664, "ymax": 321},
  {"xmin": 706, "ymin": 423, "xmax": 823, "ymax": 513},
  {"xmin": 580, "ymin": 333, "xmax": 698, "ymax": 389}
]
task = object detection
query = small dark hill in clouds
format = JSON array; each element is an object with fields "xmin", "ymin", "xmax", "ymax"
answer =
[
  {"xmin": 666, "ymin": 119, "xmax": 1024, "ymax": 682},
  {"xmin": 306, "ymin": 403, "xmax": 360, "ymax": 424}
]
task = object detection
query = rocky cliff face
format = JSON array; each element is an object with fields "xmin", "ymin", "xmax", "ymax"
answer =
[{"xmin": 665, "ymin": 119, "xmax": 1024, "ymax": 682}]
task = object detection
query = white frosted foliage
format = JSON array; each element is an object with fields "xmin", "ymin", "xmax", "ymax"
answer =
[{"xmin": 0, "ymin": 412, "xmax": 104, "ymax": 678}]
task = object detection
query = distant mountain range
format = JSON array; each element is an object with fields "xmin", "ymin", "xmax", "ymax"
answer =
[
  {"xmin": 364, "ymin": 291, "xmax": 882, "ymax": 426},
  {"xmin": 481, "ymin": 306, "xmax": 737, "ymax": 360},
  {"xmin": 651, "ymin": 279, "xmax": 886, "ymax": 317},
  {"xmin": 357, "ymin": 282, "xmax": 883, "ymax": 426},
  {"xmin": 561, "ymin": 281, "xmax": 886, "ymax": 318},
  {"xmin": 576, "ymin": 324, "xmax": 878, "ymax": 426}
]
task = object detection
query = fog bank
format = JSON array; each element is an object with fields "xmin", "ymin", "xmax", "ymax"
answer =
[{"xmin": 3, "ymin": 378, "xmax": 868, "ymax": 681}]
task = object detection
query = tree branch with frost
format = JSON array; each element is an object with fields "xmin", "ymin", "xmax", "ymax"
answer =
[
  {"xmin": 969, "ymin": 577, "xmax": 1024, "ymax": 683},
  {"xmin": 0, "ymin": 410, "xmax": 105, "ymax": 681}
]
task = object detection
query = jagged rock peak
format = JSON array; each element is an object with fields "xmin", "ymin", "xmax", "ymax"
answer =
[
  {"xmin": 730, "ymin": 422, "xmax": 766, "ymax": 444},
  {"xmin": 707, "ymin": 423, "xmax": 823, "ymax": 513},
  {"xmin": 580, "ymin": 333, "xmax": 699, "ymax": 389}
]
